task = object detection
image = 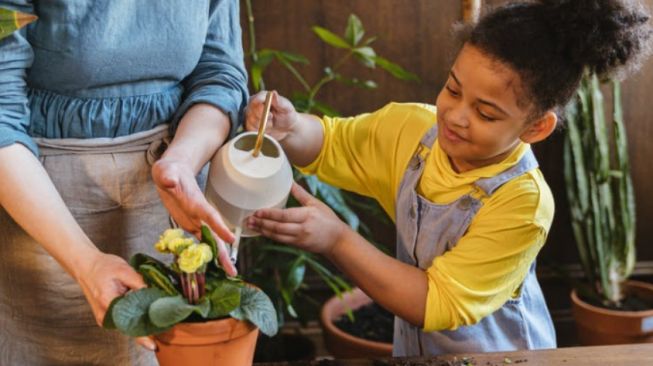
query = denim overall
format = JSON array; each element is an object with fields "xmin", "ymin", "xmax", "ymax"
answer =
[{"xmin": 393, "ymin": 125, "xmax": 556, "ymax": 356}]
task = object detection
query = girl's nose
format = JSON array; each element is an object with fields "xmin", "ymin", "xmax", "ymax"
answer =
[{"xmin": 446, "ymin": 106, "xmax": 471, "ymax": 128}]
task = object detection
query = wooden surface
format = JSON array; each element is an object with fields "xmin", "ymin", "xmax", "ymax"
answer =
[{"xmin": 255, "ymin": 343, "xmax": 653, "ymax": 366}]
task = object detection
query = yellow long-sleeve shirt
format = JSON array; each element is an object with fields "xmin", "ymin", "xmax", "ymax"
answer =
[{"xmin": 298, "ymin": 102, "xmax": 554, "ymax": 332}]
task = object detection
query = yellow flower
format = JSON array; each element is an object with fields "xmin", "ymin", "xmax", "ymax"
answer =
[
  {"xmin": 154, "ymin": 228, "xmax": 186, "ymax": 253},
  {"xmin": 168, "ymin": 237, "xmax": 194, "ymax": 254},
  {"xmin": 178, "ymin": 243, "xmax": 213, "ymax": 273}
]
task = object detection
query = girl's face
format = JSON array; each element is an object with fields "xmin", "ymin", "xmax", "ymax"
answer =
[{"xmin": 436, "ymin": 44, "xmax": 547, "ymax": 173}]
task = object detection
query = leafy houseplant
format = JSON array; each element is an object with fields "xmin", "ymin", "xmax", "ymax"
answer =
[
  {"xmin": 243, "ymin": 2, "xmax": 414, "ymax": 326},
  {"xmin": 103, "ymin": 226, "xmax": 278, "ymax": 366},
  {"xmin": 564, "ymin": 72, "xmax": 653, "ymax": 345}
]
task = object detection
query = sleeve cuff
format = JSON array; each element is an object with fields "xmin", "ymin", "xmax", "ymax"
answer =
[
  {"xmin": 0, "ymin": 126, "xmax": 39, "ymax": 156},
  {"xmin": 171, "ymin": 86, "xmax": 245, "ymax": 140}
]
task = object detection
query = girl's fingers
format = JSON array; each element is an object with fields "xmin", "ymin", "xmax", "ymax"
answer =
[
  {"xmin": 290, "ymin": 182, "xmax": 316, "ymax": 206},
  {"xmin": 254, "ymin": 206, "xmax": 308, "ymax": 223},
  {"xmin": 201, "ymin": 203, "xmax": 235, "ymax": 244},
  {"xmin": 248, "ymin": 216, "xmax": 303, "ymax": 236}
]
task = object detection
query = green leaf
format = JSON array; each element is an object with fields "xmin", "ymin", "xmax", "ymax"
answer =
[
  {"xmin": 102, "ymin": 295, "xmax": 124, "ymax": 329},
  {"xmin": 312, "ymin": 100, "xmax": 341, "ymax": 117},
  {"xmin": 312, "ymin": 26, "xmax": 351, "ymax": 49},
  {"xmin": 138, "ymin": 264, "xmax": 179, "ymax": 296},
  {"xmin": 148, "ymin": 295, "xmax": 210, "ymax": 328},
  {"xmin": 273, "ymin": 50, "xmax": 309, "ymax": 64},
  {"xmin": 230, "ymin": 287, "xmax": 278, "ymax": 337},
  {"xmin": 129, "ymin": 253, "xmax": 177, "ymax": 279},
  {"xmin": 207, "ymin": 281, "xmax": 241, "ymax": 318},
  {"xmin": 372, "ymin": 55, "xmax": 420, "ymax": 81},
  {"xmin": 335, "ymin": 75, "xmax": 378, "ymax": 90},
  {"xmin": 353, "ymin": 47, "xmax": 377, "ymax": 68},
  {"xmin": 201, "ymin": 225, "xmax": 223, "ymax": 271},
  {"xmin": 112, "ymin": 288, "xmax": 171, "ymax": 337},
  {"xmin": 345, "ymin": 14, "xmax": 365, "ymax": 46},
  {"xmin": 251, "ymin": 51, "xmax": 274, "ymax": 91}
]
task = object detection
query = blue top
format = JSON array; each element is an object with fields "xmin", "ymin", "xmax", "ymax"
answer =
[{"xmin": 0, "ymin": 0, "xmax": 248, "ymax": 156}]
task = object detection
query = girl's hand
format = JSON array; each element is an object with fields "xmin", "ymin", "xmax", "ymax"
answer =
[
  {"xmin": 152, "ymin": 157, "xmax": 236, "ymax": 276},
  {"xmin": 245, "ymin": 90, "xmax": 298, "ymax": 141},
  {"xmin": 246, "ymin": 182, "xmax": 350, "ymax": 255}
]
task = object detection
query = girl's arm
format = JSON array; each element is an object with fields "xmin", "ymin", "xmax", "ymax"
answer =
[{"xmin": 248, "ymin": 183, "xmax": 428, "ymax": 327}]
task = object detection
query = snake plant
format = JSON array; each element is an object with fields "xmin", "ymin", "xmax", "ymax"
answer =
[{"xmin": 563, "ymin": 72, "xmax": 636, "ymax": 308}]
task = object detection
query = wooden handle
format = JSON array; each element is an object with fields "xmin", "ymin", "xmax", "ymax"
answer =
[
  {"xmin": 252, "ymin": 91, "xmax": 273, "ymax": 158},
  {"xmin": 462, "ymin": 0, "xmax": 481, "ymax": 24}
]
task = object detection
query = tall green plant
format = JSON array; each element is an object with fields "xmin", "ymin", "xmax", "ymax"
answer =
[
  {"xmin": 563, "ymin": 73, "xmax": 636, "ymax": 307},
  {"xmin": 242, "ymin": 1, "xmax": 415, "ymax": 324}
]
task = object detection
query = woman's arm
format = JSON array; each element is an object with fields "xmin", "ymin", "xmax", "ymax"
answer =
[{"xmin": 0, "ymin": 144, "xmax": 147, "ymax": 327}]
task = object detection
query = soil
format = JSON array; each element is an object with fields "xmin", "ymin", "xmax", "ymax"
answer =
[
  {"xmin": 334, "ymin": 302, "xmax": 394, "ymax": 343},
  {"xmin": 582, "ymin": 292, "xmax": 653, "ymax": 311}
]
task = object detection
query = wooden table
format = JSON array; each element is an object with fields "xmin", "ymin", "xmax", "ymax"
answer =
[{"xmin": 256, "ymin": 343, "xmax": 653, "ymax": 366}]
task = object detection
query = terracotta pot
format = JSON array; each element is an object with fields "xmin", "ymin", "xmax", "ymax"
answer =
[
  {"xmin": 154, "ymin": 318, "xmax": 259, "ymax": 366},
  {"xmin": 571, "ymin": 280, "xmax": 653, "ymax": 345},
  {"xmin": 320, "ymin": 287, "xmax": 393, "ymax": 358}
]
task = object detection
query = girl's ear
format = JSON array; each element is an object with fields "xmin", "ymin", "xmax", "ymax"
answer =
[{"xmin": 520, "ymin": 111, "xmax": 557, "ymax": 144}]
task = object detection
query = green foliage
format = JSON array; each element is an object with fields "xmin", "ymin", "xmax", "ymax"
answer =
[
  {"xmin": 104, "ymin": 225, "xmax": 279, "ymax": 337},
  {"xmin": 243, "ymin": 2, "xmax": 410, "ymax": 325},
  {"xmin": 563, "ymin": 73, "xmax": 636, "ymax": 307}
]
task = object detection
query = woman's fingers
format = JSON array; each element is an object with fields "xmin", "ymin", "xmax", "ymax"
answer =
[
  {"xmin": 136, "ymin": 336, "xmax": 157, "ymax": 352},
  {"xmin": 254, "ymin": 206, "xmax": 308, "ymax": 223}
]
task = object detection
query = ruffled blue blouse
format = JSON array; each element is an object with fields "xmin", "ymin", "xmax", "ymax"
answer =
[{"xmin": 0, "ymin": 0, "xmax": 248, "ymax": 156}]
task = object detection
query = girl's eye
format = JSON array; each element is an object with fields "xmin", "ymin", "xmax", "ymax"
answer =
[
  {"xmin": 478, "ymin": 111, "xmax": 497, "ymax": 122},
  {"xmin": 446, "ymin": 86, "xmax": 460, "ymax": 97}
]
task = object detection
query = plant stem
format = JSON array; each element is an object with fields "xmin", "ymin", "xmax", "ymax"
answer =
[
  {"xmin": 307, "ymin": 52, "xmax": 353, "ymax": 108},
  {"xmin": 245, "ymin": 0, "xmax": 266, "ymax": 90}
]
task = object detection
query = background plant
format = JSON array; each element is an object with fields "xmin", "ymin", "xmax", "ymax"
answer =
[
  {"xmin": 564, "ymin": 72, "xmax": 636, "ymax": 308},
  {"xmin": 241, "ymin": 1, "xmax": 418, "ymax": 324}
]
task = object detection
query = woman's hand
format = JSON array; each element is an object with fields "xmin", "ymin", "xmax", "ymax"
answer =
[
  {"xmin": 246, "ymin": 182, "xmax": 351, "ymax": 255},
  {"xmin": 151, "ymin": 157, "xmax": 236, "ymax": 276},
  {"xmin": 245, "ymin": 90, "xmax": 299, "ymax": 141}
]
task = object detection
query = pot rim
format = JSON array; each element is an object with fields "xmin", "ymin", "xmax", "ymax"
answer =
[
  {"xmin": 570, "ymin": 280, "xmax": 653, "ymax": 317},
  {"xmin": 154, "ymin": 317, "xmax": 257, "ymax": 346},
  {"xmin": 320, "ymin": 287, "xmax": 393, "ymax": 351}
]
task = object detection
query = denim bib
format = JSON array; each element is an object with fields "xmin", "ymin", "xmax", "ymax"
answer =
[{"xmin": 393, "ymin": 124, "xmax": 556, "ymax": 356}]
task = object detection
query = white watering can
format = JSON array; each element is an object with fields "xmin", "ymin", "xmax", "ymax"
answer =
[{"xmin": 204, "ymin": 92, "xmax": 293, "ymax": 263}]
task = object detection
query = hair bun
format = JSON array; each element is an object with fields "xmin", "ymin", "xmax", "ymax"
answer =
[{"xmin": 540, "ymin": 0, "xmax": 652, "ymax": 76}]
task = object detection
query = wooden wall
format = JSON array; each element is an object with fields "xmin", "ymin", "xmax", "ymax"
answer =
[{"xmin": 241, "ymin": 0, "xmax": 653, "ymax": 345}]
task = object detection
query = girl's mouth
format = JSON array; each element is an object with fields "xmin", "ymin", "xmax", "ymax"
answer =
[{"xmin": 441, "ymin": 122, "xmax": 467, "ymax": 143}]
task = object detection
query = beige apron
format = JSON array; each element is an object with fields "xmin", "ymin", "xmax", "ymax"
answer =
[{"xmin": 0, "ymin": 125, "xmax": 173, "ymax": 366}]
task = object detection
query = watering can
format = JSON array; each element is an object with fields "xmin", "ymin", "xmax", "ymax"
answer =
[{"xmin": 204, "ymin": 92, "xmax": 293, "ymax": 262}]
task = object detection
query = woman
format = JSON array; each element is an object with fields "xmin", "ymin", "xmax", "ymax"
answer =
[{"xmin": 0, "ymin": 0, "xmax": 246, "ymax": 365}]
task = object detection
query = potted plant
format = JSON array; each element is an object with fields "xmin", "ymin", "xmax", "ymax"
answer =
[
  {"xmin": 564, "ymin": 73, "xmax": 653, "ymax": 345},
  {"xmin": 103, "ymin": 226, "xmax": 278, "ymax": 366}
]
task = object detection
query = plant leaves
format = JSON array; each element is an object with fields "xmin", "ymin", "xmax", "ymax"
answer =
[
  {"xmin": 230, "ymin": 287, "xmax": 278, "ymax": 337},
  {"xmin": 148, "ymin": 295, "xmax": 210, "ymax": 328},
  {"xmin": 138, "ymin": 264, "xmax": 179, "ymax": 296},
  {"xmin": 207, "ymin": 281, "xmax": 241, "ymax": 319},
  {"xmin": 312, "ymin": 26, "xmax": 350, "ymax": 49},
  {"xmin": 129, "ymin": 253, "xmax": 177, "ymax": 279},
  {"xmin": 353, "ymin": 47, "xmax": 377, "ymax": 68},
  {"xmin": 102, "ymin": 295, "xmax": 123, "ymax": 330},
  {"xmin": 372, "ymin": 55, "xmax": 420, "ymax": 81},
  {"xmin": 345, "ymin": 14, "xmax": 365, "ymax": 46},
  {"xmin": 111, "ymin": 288, "xmax": 171, "ymax": 337}
]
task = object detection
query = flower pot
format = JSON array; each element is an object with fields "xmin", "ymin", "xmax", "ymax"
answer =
[
  {"xmin": 571, "ymin": 280, "xmax": 653, "ymax": 345},
  {"xmin": 154, "ymin": 318, "xmax": 259, "ymax": 366},
  {"xmin": 320, "ymin": 287, "xmax": 393, "ymax": 358}
]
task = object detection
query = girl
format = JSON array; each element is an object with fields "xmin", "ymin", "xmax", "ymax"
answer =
[{"xmin": 245, "ymin": 0, "xmax": 652, "ymax": 356}]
